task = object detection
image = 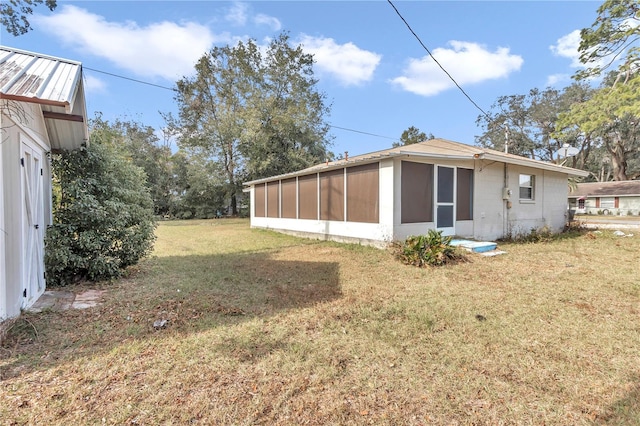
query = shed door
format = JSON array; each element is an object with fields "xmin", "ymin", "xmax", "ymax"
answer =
[
  {"xmin": 21, "ymin": 141, "xmax": 46, "ymax": 308},
  {"xmin": 435, "ymin": 166, "xmax": 455, "ymax": 235}
]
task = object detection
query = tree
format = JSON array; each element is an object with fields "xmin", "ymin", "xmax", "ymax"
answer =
[
  {"xmin": 1, "ymin": 0, "xmax": 56, "ymax": 36},
  {"xmin": 240, "ymin": 33, "xmax": 333, "ymax": 180},
  {"xmin": 475, "ymin": 84, "xmax": 596, "ymax": 165},
  {"xmin": 553, "ymin": 1, "xmax": 640, "ymax": 181},
  {"xmin": 45, "ymin": 121, "xmax": 156, "ymax": 285},
  {"xmin": 392, "ymin": 126, "xmax": 433, "ymax": 147},
  {"xmin": 555, "ymin": 74, "xmax": 640, "ymax": 180},
  {"xmin": 576, "ymin": 0, "xmax": 640, "ymax": 79},
  {"xmin": 91, "ymin": 116, "xmax": 175, "ymax": 216},
  {"xmin": 177, "ymin": 149, "xmax": 229, "ymax": 219},
  {"xmin": 172, "ymin": 40, "xmax": 255, "ymax": 216},
  {"xmin": 172, "ymin": 32, "xmax": 332, "ymax": 215}
]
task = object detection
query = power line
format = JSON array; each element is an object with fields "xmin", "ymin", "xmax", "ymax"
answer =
[
  {"xmin": 84, "ymin": 66, "xmax": 176, "ymax": 91},
  {"xmin": 386, "ymin": 0, "xmax": 492, "ymax": 122},
  {"xmin": 329, "ymin": 124, "xmax": 397, "ymax": 141},
  {"xmin": 82, "ymin": 65, "xmax": 400, "ymax": 141}
]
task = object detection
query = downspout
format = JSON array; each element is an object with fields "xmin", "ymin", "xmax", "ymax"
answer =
[
  {"xmin": 503, "ymin": 125, "xmax": 511, "ymax": 238},
  {"xmin": 504, "ymin": 163, "xmax": 509, "ymax": 238}
]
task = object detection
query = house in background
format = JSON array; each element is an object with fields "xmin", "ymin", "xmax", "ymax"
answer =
[
  {"xmin": 244, "ymin": 138, "xmax": 589, "ymax": 246},
  {"xmin": 1, "ymin": 46, "xmax": 88, "ymax": 321},
  {"xmin": 569, "ymin": 180, "xmax": 640, "ymax": 216}
]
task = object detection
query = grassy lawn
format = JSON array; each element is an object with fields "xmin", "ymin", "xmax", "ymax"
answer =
[{"xmin": 2, "ymin": 219, "xmax": 640, "ymax": 425}]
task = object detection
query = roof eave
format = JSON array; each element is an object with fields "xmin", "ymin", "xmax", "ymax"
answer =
[
  {"xmin": 480, "ymin": 152, "xmax": 590, "ymax": 177},
  {"xmin": 243, "ymin": 154, "xmax": 394, "ymax": 186}
]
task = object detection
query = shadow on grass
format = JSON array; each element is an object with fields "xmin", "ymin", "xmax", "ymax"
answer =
[
  {"xmin": 597, "ymin": 376, "xmax": 640, "ymax": 425},
  {"xmin": 0, "ymin": 249, "xmax": 341, "ymax": 380}
]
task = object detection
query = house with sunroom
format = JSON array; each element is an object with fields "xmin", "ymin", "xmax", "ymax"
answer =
[
  {"xmin": 569, "ymin": 180, "xmax": 640, "ymax": 216},
  {"xmin": 244, "ymin": 138, "xmax": 589, "ymax": 246},
  {"xmin": 1, "ymin": 46, "xmax": 89, "ymax": 321}
]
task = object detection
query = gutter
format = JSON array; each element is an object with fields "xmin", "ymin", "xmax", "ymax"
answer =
[{"xmin": 478, "ymin": 152, "xmax": 590, "ymax": 177}]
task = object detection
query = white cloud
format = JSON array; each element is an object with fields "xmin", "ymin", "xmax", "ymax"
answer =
[
  {"xmin": 390, "ymin": 41, "xmax": 523, "ymax": 96},
  {"xmin": 549, "ymin": 30, "xmax": 582, "ymax": 67},
  {"xmin": 254, "ymin": 13, "xmax": 281, "ymax": 31},
  {"xmin": 83, "ymin": 74, "xmax": 107, "ymax": 93},
  {"xmin": 33, "ymin": 5, "xmax": 228, "ymax": 81},
  {"xmin": 225, "ymin": 2, "xmax": 248, "ymax": 26},
  {"xmin": 546, "ymin": 73, "xmax": 571, "ymax": 87},
  {"xmin": 391, "ymin": 40, "xmax": 524, "ymax": 96},
  {"xmin": 550, "ymin": 28, "xmax": 629, "ymax": 76},
  {"xmin": 298, "ymin": 35, "xmax": 382, "ymax": 86}
]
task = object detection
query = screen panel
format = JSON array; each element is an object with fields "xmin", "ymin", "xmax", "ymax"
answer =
[
  {"xmin": 267, "ymin": 181, "xmax": 279, "ymax": 218},
  {"xmin": 254, "ymin": 183, "xmax": 265, "ymax": 217},
  {"xmin": 346, "ymin": 163, "xmax": 379, "ymax": 223},
  {"xmin": 401, "ymin": 161, "xmax": 433, "ymax": 223},
  {"xmin": 281, "ymin": 178, "xmax": 297, "ymax": 219},
  {"xmin": 298, "ymin": 174, "xmax": 318, "ymax": 220},
  {"xmin": 437, "ymin": 166, "xmax": 454, "ymax": 203},
  {"xmin": 320, "ymin": 169, "xmax": 344, "ymax": 221},
  {"xmin": 456, "ymin": 168, "xmax": 473, "ymax": 221}
]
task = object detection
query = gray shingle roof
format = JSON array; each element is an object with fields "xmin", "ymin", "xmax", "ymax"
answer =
[{"xmin": 569, "ymin": 180, "xmax": 640, "ymax": 198}]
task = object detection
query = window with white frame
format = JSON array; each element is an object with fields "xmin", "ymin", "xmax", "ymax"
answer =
[{"xmin": 519, "ymin": 174, "xmax": 535, "ymax": 200}]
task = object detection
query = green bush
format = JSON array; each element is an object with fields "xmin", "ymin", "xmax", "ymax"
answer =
[
  {"xmin": 45, "ymin": 139, "xmax": 156, "ymax": 286},
  {"xmin": 396, "ymin": 230, "xmax": 466, "ymax": 267}
]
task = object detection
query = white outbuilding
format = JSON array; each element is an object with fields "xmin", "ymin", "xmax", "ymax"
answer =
[
  {"xmin": 1, "ymin": 46, "xmax": 88, "ymax": 321},
  {"xmin": 244, "ymin": 138, "xmax": 589, "ymax": 246}
]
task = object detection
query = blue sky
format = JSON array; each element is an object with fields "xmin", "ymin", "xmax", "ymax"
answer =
[{"xmin": 3, "ymin": 1, "xmax": 601, "ymax": 156}]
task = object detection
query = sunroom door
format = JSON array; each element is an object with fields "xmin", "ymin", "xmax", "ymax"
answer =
[{"xmin": 435, "ymin": 165, "xmax": 455, "ymax": 235}]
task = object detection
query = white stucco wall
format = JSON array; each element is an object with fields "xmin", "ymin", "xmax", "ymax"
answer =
[
  {"xmin": 248, "ymin": 156, "xmax": 573, "ymax": 246},
  {"xmin": 470, "ymin": 161, "xmax": 506, "ymax": 241},
  {"xmin": 620, "ymin": 197, "xmax": 640, "ymax": 213},
  {"xmin": 504, "ymin": 165, "xmax": 569, "ymax": 238},
  {"xmin": 576, "ymin": 196, "xmax": 640, "ymax": 215}
]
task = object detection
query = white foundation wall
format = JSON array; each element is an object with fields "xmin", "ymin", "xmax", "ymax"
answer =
[{"xmin": 251, "ymin": 217, "xmax": 393, "ymax": 246}]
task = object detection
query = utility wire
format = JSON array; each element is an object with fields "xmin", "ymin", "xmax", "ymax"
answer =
[
  {"xmin": 83, "ymin": 65, "xmax": 399, "ymax": 141},
  {"xmin": 329, "ymin": 125, "xmax": 397, "ymax": 141},
  {"xmin": 84, "ymin": 66, "xmax": 177, "ymax": 91},
  {"xmin": 386, "ymin": 0, "xmax": 492, "ymax": 122}
]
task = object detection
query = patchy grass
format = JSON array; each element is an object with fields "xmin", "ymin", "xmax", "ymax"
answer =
[{"xmin": 2, "ymin": 219, "xmax": 639, "ymax": 425}]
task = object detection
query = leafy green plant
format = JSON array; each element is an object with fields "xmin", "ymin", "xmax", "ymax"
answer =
[
  {"xmin": 45, "ymin": 136, "xmax": 156, "ymax": 286},
  {"xmin": 396, "ymin": 230, "xmax": 466, "ymax": 267}
]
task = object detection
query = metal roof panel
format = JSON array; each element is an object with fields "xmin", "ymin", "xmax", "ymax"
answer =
[
  {"xmin": 1, "ymin": 46, "xmax": 88, "ymax": 150},
  {"xmin": 0, "ymin": 46, "xmax": 82, "ymax": 106}
]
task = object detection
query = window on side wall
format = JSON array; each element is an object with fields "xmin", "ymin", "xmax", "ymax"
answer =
[{"xmin": 519, "ymin": 174, "xmax": 535, "ymax": 200}]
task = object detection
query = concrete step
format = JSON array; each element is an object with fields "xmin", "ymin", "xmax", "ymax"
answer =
[{"xmin": 450, "ymin": 239, "xmax": 498, "ymax": 253}]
